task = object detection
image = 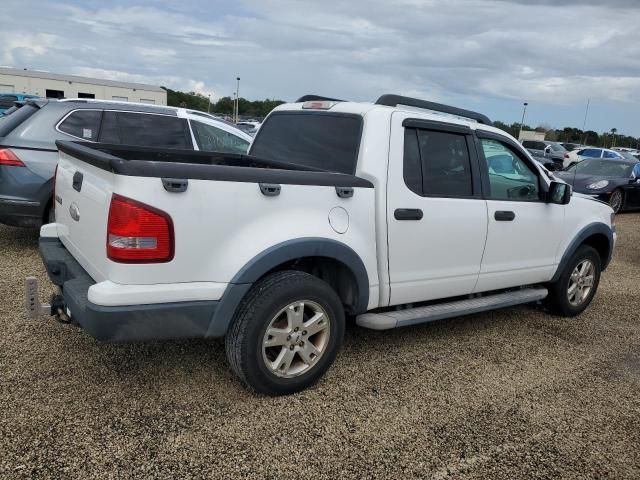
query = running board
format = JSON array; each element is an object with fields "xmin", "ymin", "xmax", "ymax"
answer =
[{"xmin": 356, "ymin": 287, "xmax": 548, "ymax": 330}]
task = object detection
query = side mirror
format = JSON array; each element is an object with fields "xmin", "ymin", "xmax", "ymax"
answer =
[
  {"xmin": 547, "ymin": 181, "xmax": 571, "ymax": 205},
  {"xmin": 544, "ymin": 146, "xmax": 552, "ymax": 154}
]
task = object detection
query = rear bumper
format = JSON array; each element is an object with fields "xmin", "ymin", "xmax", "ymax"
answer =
[
  {"xmin": 39, "ymin": 237, "xmax": 219, "ymax": 342},
  {"xmin": 0, "ymin": 196, "xmax": 43, "ymax": 227}
]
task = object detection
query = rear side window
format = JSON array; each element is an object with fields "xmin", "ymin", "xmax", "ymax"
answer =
[
  {"xmin": 0, "ymin": 104, "xmax": 39, "ymax": 137},
  {"xmin": 58, "ymin": 110, "xmax": 102, "ymax": 141},
  {"xmin": 98, "ymin": 112, "xmax": 191, "ymax": 149},
  {"xmin": 249, "ymin": 113, "xmax": 361, "ymax": 174},
  {"xmin": 581, "ymin": 149, "xmax": 602, "ymax": 158},
  {"xmin": 403, "ymin": 128, "xmax": 473, "ymax": 197},
  {"xmin": 603, "ymin": 150, "xmax": 619, "ymax": 159}
]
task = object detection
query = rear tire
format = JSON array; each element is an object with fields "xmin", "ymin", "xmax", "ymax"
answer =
[
  {"xmin": 225, "ymin": 270, "xmax": 345, "ymax": 396},
  {"xmin": 546, "ymin": 245, "xmax": 601, "ymax": 317}
]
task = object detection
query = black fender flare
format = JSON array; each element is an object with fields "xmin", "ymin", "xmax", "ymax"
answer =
[
  {"xmin": 550, "ymin": 222, "xmax": 614, "ymax": 283},
  {"xmin": 206, "ymin": 238, "xmax": 370, "ymax": 337}
]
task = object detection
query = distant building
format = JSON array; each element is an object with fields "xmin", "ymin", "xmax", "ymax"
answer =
[
  {"xmin": 0, "ymin": 67, "xmax": 166, "ymax": 105},
  {"xmin": 518, "ymin": 129, "xmax": 546, "ymax": 142}
]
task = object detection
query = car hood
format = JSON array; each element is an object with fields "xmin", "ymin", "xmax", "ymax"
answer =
[{"xmin": 556, "ymin": 172, "xmax": 627, "ymax": 192}]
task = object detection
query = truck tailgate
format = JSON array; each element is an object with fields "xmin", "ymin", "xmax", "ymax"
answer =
[{"xmin": 55, "ymin": 149, "xmax": 114, "ymax": 282}]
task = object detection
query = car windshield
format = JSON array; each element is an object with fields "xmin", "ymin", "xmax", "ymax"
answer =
[{"xmin": 574, "ymin": 159, "xmax": 634, "ymax": 177}]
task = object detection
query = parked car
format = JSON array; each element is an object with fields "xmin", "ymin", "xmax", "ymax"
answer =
[
  {"xmin": 0, "ymin": 93, "xmax": 40, "ymax": 115},
  {"xmin": 521, "ymin": 140, "xmax": 569, "ymax": 170},
  {"xmin": 28, "ymin": 94, "xmax": 615, "ymax": 395},
  {"xmin": 0, "ymin": 98, "xmax": 251, "ymax": 227},
  {"xmin": 576, "ymin": 147, "xmax": 624, "ymax": 161},
  {"xmin": 236, "ymin": 120, "xmax": 261, "ymax": 137},
  {"xmin": 555, "ymin": 157, "xmax": 640, "ymax": 213}
]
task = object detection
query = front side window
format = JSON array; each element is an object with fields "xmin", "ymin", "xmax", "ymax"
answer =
[
  {"xmin": 481, "ymin": 138, "xmax": 540, "ymax": 201},
  {"xmin": 58, "ymin": 110, "xmax": 102, "ymax": 141},
  {"xmin": 403, "ymin": 128, "xmax": 473, "ymax": 197},
  {"xmin": 632, "ymin": 164, "xmax": 640, "ymax": 178},
  {"xmin": 191, "ymin": 120, "xmax": 249, "ymax": 154},
  {"xmin": 603, "ymin": 150, "xmax": 619, "ymax": 159}
]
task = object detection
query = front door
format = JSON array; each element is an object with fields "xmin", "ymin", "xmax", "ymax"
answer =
[
  {"xmin": 474, "ymin": 134, "xmax": 566, "ymax": 292},
  {"xmin": 386, "ymin": 113, "xmax": 488, "ymax": 306}
]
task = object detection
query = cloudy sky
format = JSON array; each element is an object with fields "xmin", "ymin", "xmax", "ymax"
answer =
[{"xmin": 2, "ymin": 0, "xmax": 640, "ymax": 136}]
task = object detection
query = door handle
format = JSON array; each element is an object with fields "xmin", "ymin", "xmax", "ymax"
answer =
[
  {"xmin": 72, "ymin": 171, "xmax": 83, "ymax": 192},
  {"xmin": 494, "ymin": 210, "xmax": 516, "ymax": 221},
  {"xmin": 394, "ymin": 208, "xmax": 423, "ymax": 221},
  {"xmin": 162, "ymin": 178, "xmax": 188, "ymax": 193}
]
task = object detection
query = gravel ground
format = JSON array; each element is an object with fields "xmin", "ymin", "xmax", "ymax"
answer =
[{"xmin": 1, "ymin": 214, "xmax": 639, "ymax": 479}]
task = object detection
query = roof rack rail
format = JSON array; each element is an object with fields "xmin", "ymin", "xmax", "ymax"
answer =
[
  {"xmin": 375, "ymin": 94, "xmax": 492, "ymax": 125},
  {"xmin": 296, "ymin": 94, "xmax": 345, "ymax": 103}
]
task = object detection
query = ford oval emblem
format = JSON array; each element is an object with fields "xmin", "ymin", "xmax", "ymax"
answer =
[{"xmin": 69, "ymin": 202, "xmax": 80, "ymax": 221}]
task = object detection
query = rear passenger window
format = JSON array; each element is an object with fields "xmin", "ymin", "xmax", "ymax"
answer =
[
  {"xmin": 58, "ymin": 110, "xmax": 102, "ymax": 141},
  {"xmin": 98, "ymin": 112, "xmax": 191, "ymax": 149},
  {"xmin": 403, "ymin": 128, "xmax": 473, "ymax": 197}
]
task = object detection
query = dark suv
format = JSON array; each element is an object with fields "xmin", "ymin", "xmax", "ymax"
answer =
[{"xmin": 0, "ymin": 99, "xmax": 250, "ymax": 227}]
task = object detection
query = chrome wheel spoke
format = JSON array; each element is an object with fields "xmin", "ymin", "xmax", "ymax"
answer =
[
  {"xmin": 303, "ymin": 312, "xmax": 328, "ymax": 337},
  {"xmin": 583, "ymin": 275, "xmax": 594, "ymax": 287},
  {"xmin": 272, "ymin": 347, "xmax": 295, "ymax": 373},
  {"xmin": 264, "ymin": 328, "xmax": 290, "ymax": 347},
  {"xmin": 567, "ymin": 259, "xmax": 596, "ymax": 307},
  {"xmin": 286, "ymin": 302, "xmax": 305, "ymax": 329},
  {"xmin": 298, "ymin": 341, "xmax": 321, "ymax": 365}
]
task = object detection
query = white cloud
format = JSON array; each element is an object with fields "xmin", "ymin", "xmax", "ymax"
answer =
[{"xmin": 0, "ymin": 0, "xmax": 639, "ymax": 134}]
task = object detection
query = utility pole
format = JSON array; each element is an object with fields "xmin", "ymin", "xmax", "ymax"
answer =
[
  {"xmin": 581, "ymin": 99, "xmax": 590, "ymax": 145},
  {"xmin": 235, "ymin": 76, "xmax": 241, "ymax": 123},
  {"xmin": 518, "ymin": 102, "xmax": 528, "ymax": 140},
  {"xmin": 207, "ymin": 94, "xmax": 211, "ymax": 114}
]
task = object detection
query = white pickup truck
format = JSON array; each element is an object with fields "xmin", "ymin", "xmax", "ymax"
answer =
[{"xmin": 28, "ymin": 94, "xmax": 616, "ymax": 395}]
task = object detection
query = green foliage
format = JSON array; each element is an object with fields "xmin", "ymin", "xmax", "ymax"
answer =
[
  {"xmin": 163, "ymin": 87, "xmax": 639, "ymax": 146},
  {"xmin": 162, "ymin": 87, "xmax": 284, "ymax": 119}
]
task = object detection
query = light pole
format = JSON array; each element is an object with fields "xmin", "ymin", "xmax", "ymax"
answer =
[
  {"xmin": 232, "ymin": 92, "xmax": 236, "ymax": 122},
  {"xmin": 235, "ymin": 76, "xmax": 240, "ymax": 123},
  {"xmin": 581, "ymin": 99, "xmax": 590, "ymax": 145},
  {"xmin": 207, "ymin": 94, "xmax": 211, "ymax": 114},
  {"xmin": 518, "ymin": 102, "xmax": 528, "ymax": 140}
]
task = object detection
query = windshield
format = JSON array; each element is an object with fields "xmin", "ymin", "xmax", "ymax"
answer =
[
  {"xmin": 573, "ymin": 159, "xmax": 633, "ymax": 177},
  {"xmin": 548, "ymin": 143, "xmax": 566, "ymax": 152},
  {"xmin": 620, "ymin": 152, "xmax": 637, "ymax": 160},
  {"xmin": 249, "ymin": 112, "xmax": 362, "ymax": 174}
]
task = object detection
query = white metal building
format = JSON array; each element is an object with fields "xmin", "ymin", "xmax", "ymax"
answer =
[{"xmin": 0, "ymin": 67, "xmax": 166, "ymax": 105}]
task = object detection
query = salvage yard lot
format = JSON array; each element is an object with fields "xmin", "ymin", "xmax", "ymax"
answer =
[{"xmin": 1, "ymin": 215, "xmax": 639, "ymax": 479}]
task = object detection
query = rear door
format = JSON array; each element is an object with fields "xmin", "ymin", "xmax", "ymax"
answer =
[
  {"xmin": 386, "ymin": 113, "xmax": 488, "ymax": 305},
  {"xmin": 475, "ymin": 132, "xmax": 565, "ymax": 292}
]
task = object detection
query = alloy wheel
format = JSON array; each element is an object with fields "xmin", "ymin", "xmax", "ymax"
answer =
[
  {"xmin": 567, "ymin": 259, "xmax": 595, "ymax": 307},
  {"xmin": 262, "ymin": 300, "xmax": 331, "ymax": 378}
]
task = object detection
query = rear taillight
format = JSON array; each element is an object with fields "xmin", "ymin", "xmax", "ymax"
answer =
[
  {"xmin": 0, "ymin": 148, "xmax": 25, "ymax": 166},
  {"xmin": 107, "ymin": 194, "xmax": 174, "ymax": 263},
  {"xmin": 564, "ymin": 153, "xmax": 570, "ymax": 159}
]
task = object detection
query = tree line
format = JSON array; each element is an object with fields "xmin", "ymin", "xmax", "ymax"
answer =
[
  {"xmin": 493, "ymin": 121, "xmax": 639, "ymax": 149},
  {"xmin": 164, "ymin": 87, "xmax": 639, "ymax": 147},
  {"xmin": 163, "ymin": 87, "xmax": 284, "ymax": 119}
]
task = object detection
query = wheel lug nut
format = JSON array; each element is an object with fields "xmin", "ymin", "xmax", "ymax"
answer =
[
  {"xmin": 302, "ymin": 330, "xmax": 307, "ymax": 336},
  {"xmin": 286, "ymin": 335, "xmax": 291, "ymax": 341},
  {"xmin": 299, "ymin": 341, "xmax": 304, "ymax": 347},
  {"xmin": 290, "ymin": 345, "xmax": 295, "ymax": 350},
  {"xmin": 294, "ymin": 327, "xmax": 299, "ymax": 332}
]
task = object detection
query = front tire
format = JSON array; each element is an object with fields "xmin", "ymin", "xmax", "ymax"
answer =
[
  {"xmin": 546, "ymin": 245, "xmax": 601, "ymax": 317},
  {"xmin": 225, "ymin": 270, "xmax": 345, "ymax": 395},
  {"xmin": 609, "ymin": 189, "xmax": 624, "ymax": 214}
]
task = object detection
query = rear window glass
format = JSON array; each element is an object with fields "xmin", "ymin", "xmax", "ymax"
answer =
[
  {"xmin": 98, "ymin": 112, "xmax": 191, "ymax": 149},
  {"xmin": 58, "ymin": 110, "xmax": 102, "ymax": 141},
  {"xmin": 249, "ymin": 113, "xmax": 362, "ymax": 174},
  {"xmin": 0, "ymin": 104, "xmax": 39, "ymax": 137}
]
